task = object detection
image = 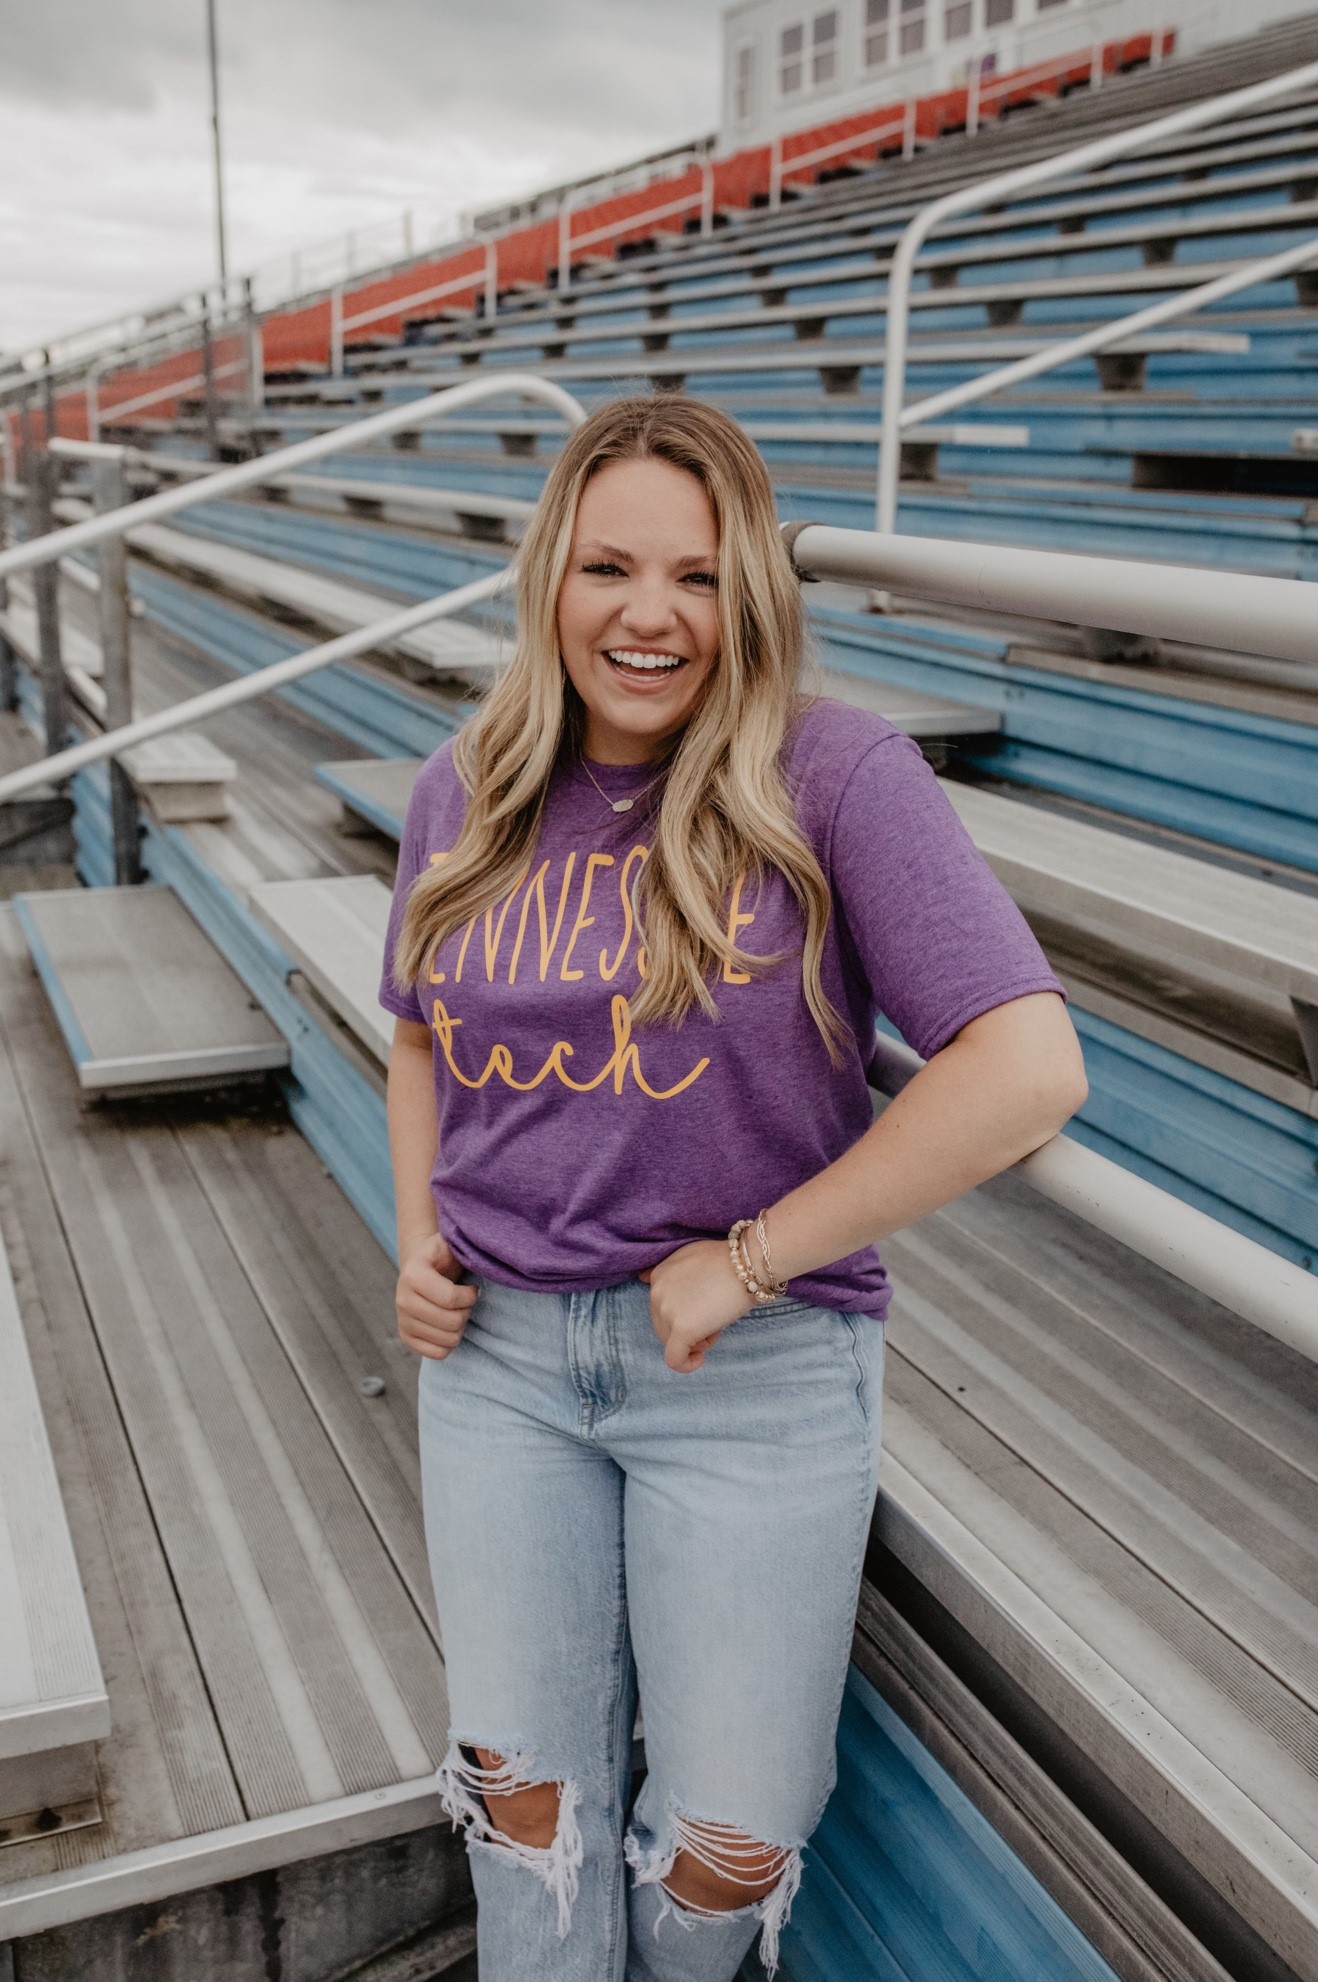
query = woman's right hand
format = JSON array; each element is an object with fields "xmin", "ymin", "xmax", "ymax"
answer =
[{"xmin": 396, "ymin": 1231, "xmax": 477, "ymax": 1360}]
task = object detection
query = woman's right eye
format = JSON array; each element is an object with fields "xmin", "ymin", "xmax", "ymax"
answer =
[{"xmin": 582, "ymin": 561, "xmax": 624, "ymax": 577}]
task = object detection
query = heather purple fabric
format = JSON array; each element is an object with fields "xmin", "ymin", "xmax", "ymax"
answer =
[{"xmin": 379, "ymin": 698, "xmax": 1063, "ymax": 1315}]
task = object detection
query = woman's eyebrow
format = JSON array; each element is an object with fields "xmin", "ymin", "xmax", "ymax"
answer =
[{"xmin": 577, "ymin": 540, "xmax": 716, "ymax": 569}]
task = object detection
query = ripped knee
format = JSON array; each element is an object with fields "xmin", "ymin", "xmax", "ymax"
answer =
[
  {"xmin": 626, "ymin": 1807, "xmax": 804, "ymax": 1978},
  {"xmin": 468, "ymin": 1743, "xmax": 561, "ymax": 1847},
  {"xmin": 437, "ymin": 1738, "xmax": 584, "ymax": 1939},
  {"xmin": 665, "ymin": 1821, "xmax": 790, "ymax": 1911}
]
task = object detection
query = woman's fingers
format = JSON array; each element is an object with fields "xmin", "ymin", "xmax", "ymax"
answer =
[{"xmin": 396, "ymin": 1269, "xmax": 478, "ymax": 1355}]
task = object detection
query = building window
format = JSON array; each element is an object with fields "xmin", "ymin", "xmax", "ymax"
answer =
[
  {"xmin": 985, "ymin": 0, "xmax": 1014, "ymax": 21},
  {"xmin": 1037, "ymin": 0, "xmax": 1067, "ymax": 8},
  {"xmin": 733, "ymin": 42, "xmax": 756, "ymax": 122},
  {"xmin": 945, "ymin": 0, "xmax": 973, "ymax": 35},
  {"xmin": 812, "ymin": 9, "xmax": 839, "ymax": 84},
  {"xmin": 864, "ymin": 0, "xmax": 890, "ymax": 66},
  {"xmin": 780, "ymin": 22, "xmax": 804, "ymax": 94},
  {"xmin": 900, "ymin": 0, "xmax": 926, "ymax": 57}
]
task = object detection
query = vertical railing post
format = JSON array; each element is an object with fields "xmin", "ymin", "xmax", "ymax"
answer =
[
  {"xmin": 42, "ymin": 349, "xmax": 58, "ymax": 444},
  {"xmin": 1090, "ymin": 40, "xmax": 1104, "ymax": 93},
  {"xmin": 558, "ymin": 199, "xmax": 572, "ymax": 292},
  {"xmin": 91, "ymin": 452, "xmax": 140, "ymax": 885},
  {"xmin": 243, "ymin": 275, "xmax": 262, "ymax": 412},
  {"xmin": 330, "ymin": 284, "xmax": 345, "ymax": 376},
  {"xmin": 484, "ymin": 240, "xmax": 498, "ymax": 320},
  {"xmin": 86, "ymin": 364, "xmax": 102, "ymax": 446},
  {"xmin": 0, "ymin": 435, "xmax": 14, "ymax": 714},
  {"xmin": 700, "ymin": 157, "xmax": 715, "ymax": 236},
  {"xmin": 28, "ymin": 448, "xmax": 68, "ymax": 756},
  {"xmin": 902, "ymin": 98, "xmax": 916, "ymax": 160},
  {"xmin": 199, "ymin": 305, "xmax": 220, "ymax": 458},
  {"xmin": 769, "ymin": 132, "xmax": 782, "ymax": 210},
  {"xmin": 967, "ymin": 63, "xmax": 981, "ymax": 138}
]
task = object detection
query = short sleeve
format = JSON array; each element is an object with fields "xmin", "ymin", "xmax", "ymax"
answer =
[
  {"xmin": 377, "ymin": 780, "xmax": 430, "ymax": 1025},
  {"xmin": 828, "ymin": 733, "xmax": 1065, "ymax": 1060}
]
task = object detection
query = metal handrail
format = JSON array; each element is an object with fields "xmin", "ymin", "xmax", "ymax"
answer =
[
  {"xmin": 557, "ymin": 166, "xmax": 717, "ymax": 292},
  {"xmin": 769, "ymin": 104, "xmax": 916, "ymax": 212},
  {"xmin": 330, "ymin": 250, "xmax": 500, "ymax": 373},
  {"xmin": 0, "ymin": 372, "xmax": 585, "ymax": 586},
  {"xmin": 784, "ymin": 523, "xmax": 1317, "ymax": 665},
  {"xmin": 866, "ymin": 1032, "xmax": 1315, "ymax": 1361},
  {"xmin": 876, "ymin": 55, "xmax": 1318, "ymax": 531},
  {"xmin": 0, "ymin": 569, "xmax": 511, "ymax": 802},
  {"xmin": 898, "ymin": 232, "xmax": 1318, "ymax": 435}
]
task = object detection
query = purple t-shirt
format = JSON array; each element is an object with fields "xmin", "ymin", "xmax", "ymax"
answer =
[{"xmin": 379, "ymin": 698, "xmax": 1062, "ymax": 1316}]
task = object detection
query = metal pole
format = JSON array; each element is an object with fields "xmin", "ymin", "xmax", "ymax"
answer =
[
  {"xmin": 484, "ymin": 241, "xmax": 498, "ymax": 320},
  {"xmin": 199, "ymin": 306, "xmax": 220, "ymax": 458},
  {"xmin": 902, "ymin": 99, "xmax": 916, "ymax": 161},
  {"xmin": 700, "ymin": 158, "xmax": 714, "ymax": 237},
  {"xmin": 243, "ymin": 275, "xmax": 262, "ymax": 412},
  {"xmin": 88, "ymin": 363, "xmax": 106, "ymax": 445},
  {"xmin": 91, "ymin": 453, "xmax": 140, "ymax": 884},
  {"xmin": 769, "ymin": 133, "xmax": 782, "ymax": 210},
  {"xmin": 205, "ymin": 0, "xmax": 229, "ymax": 284},
  {"xmin": 27, "ymin": 451, "xmax": 68, "ymax": 755},
  {"xmin": 967, "ymin": 64, "xmax": 980, "ymax": 139},
  {"xmin": 42, "ymin": 350, "xmax": 58, "ymax": 443},
  {"xmin": 0, "ymin": 371, "xmax": 590, "ymax": 584},
  {"xmin": 558, "ymin": 200, "xmax": 572, "ymax": 292},
  {"xmin": 330, "ymin": 286, "xmax": 345, "ymax": 376},
  {"xmin": 0, "ymin": 455, "xmax": 14, "ymax": 713}
]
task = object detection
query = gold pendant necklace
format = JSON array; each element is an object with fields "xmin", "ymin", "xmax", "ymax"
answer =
[{"xmin": 580, "ymin": 755, "xmax": 667, "ymax": 815}]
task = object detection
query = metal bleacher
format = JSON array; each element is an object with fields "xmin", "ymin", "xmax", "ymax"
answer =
[{"xmin": 2, "ymin": 14, "xmax": 1318, "ymax": 1982}]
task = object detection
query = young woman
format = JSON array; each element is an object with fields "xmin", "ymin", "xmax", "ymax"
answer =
[{"xmin": 380, "ymin": 394, "xmax": 1085, "ymax": 1982}]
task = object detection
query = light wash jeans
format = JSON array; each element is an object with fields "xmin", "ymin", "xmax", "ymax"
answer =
[{"xmin": 417, "ymin": 1275, "xmax": 885, "ymax": 1982}]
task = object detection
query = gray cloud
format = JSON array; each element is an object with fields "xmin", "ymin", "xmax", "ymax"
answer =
[{"xmin": 0, "ymin": 0, "xmax": 727, "ymax": 349}]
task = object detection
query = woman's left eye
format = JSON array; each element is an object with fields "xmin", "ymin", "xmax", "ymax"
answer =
[{"xmin": 683, "ymin": 571, "xmax": 718, "ymax": 589}]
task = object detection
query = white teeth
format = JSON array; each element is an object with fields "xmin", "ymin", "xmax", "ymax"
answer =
[{"xmin": 606, "ymin": 650, "xmax": 684, "ymax": 671}]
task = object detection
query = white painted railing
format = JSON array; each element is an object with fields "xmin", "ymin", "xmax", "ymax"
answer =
[
  {"xmin": 876, "ymin": 55, "xmax": 1318, "ymax": 531},
  {"xmin": 783, "ymin": 522, "xmax": 1318, "ymax": 665},
  {"xmin": 329, "ymin": 249, "xmax": 501, "ymax": 374},
  {"xmin": 866, "ymin": 1033, "xmax": 1316, "ymax": 1363},
  {"xmin": 557, "ymin": 166, "xmax": 717, "ymax": 293},
  {"xmin": 0, "ymin": 373, "xmax": 584, "ymax": 587},
  {"xmin": 898, "ymin": 232, "xmax": 1318, "ymax": 435},
  {"xmin": 768, "ymin": 103, "xmax": 918, "ymax": 211}
]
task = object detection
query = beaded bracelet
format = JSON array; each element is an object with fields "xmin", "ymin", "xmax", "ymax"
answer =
[{"xmin": 727, "ymin": 1217, "xmax": 788, "ymax": 1304}]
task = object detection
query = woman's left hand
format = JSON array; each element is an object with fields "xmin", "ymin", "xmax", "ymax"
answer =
[{"xmin": 639, "ymin": 1240, "xmax": 754, "ymax": 1373}]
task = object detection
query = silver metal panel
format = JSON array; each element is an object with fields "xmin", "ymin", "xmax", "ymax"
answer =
[
  {"xmin": 0, "ymin": 912, "xmax": 449, "ymax": 1906},
  {"xmin": 945, "ymin": 781, "xmax": 1318, "ymax": 1005},
  {"xmin": 14, "ymin": 884, "xmax": 289, "ymax": 1090},
  {"xmin": 317, "ymin": 757, "xmax": 424, "ymax": 840},
  {"xmin": 881, "ymin": 1171, "xmax": 1318, "ymax": 1977},
  {"xmin": 0, "ymin": 1238, "xmax": 108, "ymax": 1763},
  {"xmin": 822, "ymin": 671, "xmax": 1003, "ymax": 739},
  {"xmin": 129, "ymin": 520, "xmax": 503, "ymax": 682},
  {"xmin": 249, "ymin": 874, "xmax": 395, "ymax": 1065}
]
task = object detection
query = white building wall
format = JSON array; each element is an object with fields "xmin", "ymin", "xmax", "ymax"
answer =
[{"xmin": 719, "ymin": 0, "xmax": 1316, "ymax": 148}]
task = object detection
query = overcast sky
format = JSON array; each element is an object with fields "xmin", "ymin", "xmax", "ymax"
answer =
[{"xmin": 0, "ymin": 0, "xmax": 728, "ymax": 353}]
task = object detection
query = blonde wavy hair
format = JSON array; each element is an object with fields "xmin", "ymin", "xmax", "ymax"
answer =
[{"xmin": 394, "ymin": 393, "xmax": 847, "ymax": 1057}]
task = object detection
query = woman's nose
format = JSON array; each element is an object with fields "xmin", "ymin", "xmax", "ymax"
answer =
[{"xmin": 618, "ymin": 583, "xmax": 677, "ymax": 635}]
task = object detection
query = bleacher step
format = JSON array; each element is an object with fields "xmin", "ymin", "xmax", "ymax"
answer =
[
  {"xmin": 0, "ymin": 1231, "xmax": 109, "ymax": 1840},
  {"xmin": 13, "ymin": 885, "xmax": 290, "ymax": 1094},
  {"xmin": 248, "ymin": 874, "xmax": 394, "ymax": 1066},
  {"xmin": 312, "ymin": 683, "xmax": 1001, "ymax": 844}
]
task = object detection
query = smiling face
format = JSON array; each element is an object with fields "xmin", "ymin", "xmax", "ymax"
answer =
[{"xmin": 555, "ymin": 455, "xmax": 721, "ymax": 765}]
